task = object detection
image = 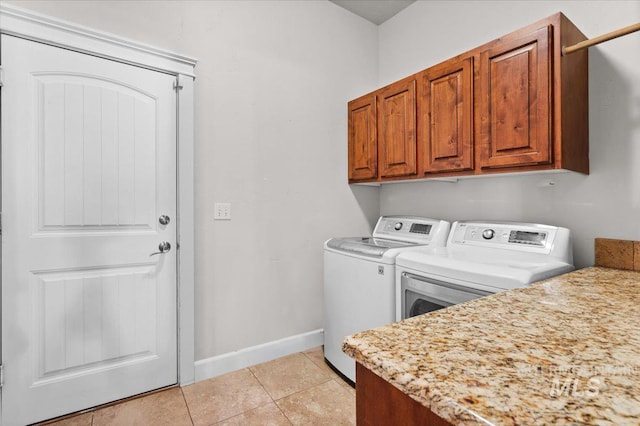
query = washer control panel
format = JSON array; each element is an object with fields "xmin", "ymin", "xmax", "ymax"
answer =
[
  {"xmin": 379, "ymin": 218, "xmax": 433, "ymax": 238},
  {"xmin": 372, "ymin": 216, "xmax": 451, "ymax": 245}
]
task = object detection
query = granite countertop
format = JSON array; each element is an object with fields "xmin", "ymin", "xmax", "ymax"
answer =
[{"xmin": 343, "ymin": 267, "xmax": 640, "ymax": 425}]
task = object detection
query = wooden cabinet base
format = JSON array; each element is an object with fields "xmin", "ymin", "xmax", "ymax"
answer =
[{"xmin": 356, "ymin": 363, "xmax": 452, "ymax": 426}]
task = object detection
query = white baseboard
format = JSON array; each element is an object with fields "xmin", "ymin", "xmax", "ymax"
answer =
[{"xmin": 194, "ymin": 329, "xmax": 324, "ymax": 383}]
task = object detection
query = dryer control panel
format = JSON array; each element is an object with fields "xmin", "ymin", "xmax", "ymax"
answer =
[
  {"xmin": 461, "ymin": 225, "xmax": 548, "ymax": 247},
  {"xmin": 448, "ymin": 221, "xmax": 570, "ymax": 256}
]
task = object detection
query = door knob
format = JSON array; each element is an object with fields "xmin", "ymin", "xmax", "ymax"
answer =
[
  {"xmin": 159, "ymin": 215, "xmax": 171, "ymax": 225},
  {"xmin": 150, "ymin": 241, "xmax": 171, "ymax": 257}
]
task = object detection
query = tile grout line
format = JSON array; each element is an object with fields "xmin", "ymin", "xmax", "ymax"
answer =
[
  {"xmin": 273, "ymin": 401, "xmax": 295, "ymax": 426},
  {"xmin": 179, "ymin": 387, "xmax": 196, "ymax": 426},
  {"xmin": 302, "ymin": 350, "xmax": 352, "ymax": 389},
  {"xmin": 263, "ymin": 375, "xmax": 295, "ymax": 426},
  {"xmin": 247, "ymin": 365, "xmax": 292, "ymax": 423},
  {"xmin": 273, "ymin": 377, "xmax": 334, "ymax": 402},
  {"xmin": 273, "ymin": 353, "xmax": 335, "ymax": 400},
  {"xmin": 195, "ymin": 368, "xmax": 261, "ymax": 426},
  {"xmin": 248, "ymin": 366, "xmax": 277, "ymax": 403},
  {"xmin": 203, "ymin": 367, "xmax": 290, "ymax": 425},
  {"xmin": 269, "ymin": 353, "xmax": 336, "ymax": 402}
]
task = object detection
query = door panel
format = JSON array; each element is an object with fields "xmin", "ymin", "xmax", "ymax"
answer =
[
  {"xmin": 480, "ymin": 26, "xmax": 552, "ymax": 168},
  {"xmin": 378, "ymin": 79, "xmax": 417, "ymax": 178},
  {"xmin": 2, "ymin": 35, "xmax": 177, "ymax": 425},
  {"xmin": 348, "ymin": 94, "xmax": 377, "ymax": 181},
  {"xmin": 35, "ymin": 267, "xmax": 157, "ymax": 378},
  {"xmin": 420, "ymin": 57, "xmax": 473, "ymax": 173},
  {"xmin": 37, "ymin": 75, "xmax": 157, "ymax": 231}
]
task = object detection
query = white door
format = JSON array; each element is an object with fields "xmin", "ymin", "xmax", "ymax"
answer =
[{"xmin": 1, "ymin": 35, "xmax": 178, "ymax": 425}]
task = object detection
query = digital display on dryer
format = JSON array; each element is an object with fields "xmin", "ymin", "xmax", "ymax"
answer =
[
  {"xmin": 509, "ymin": 231, "xmax": 546, "ymax": 246},
  {"xmin": 410, "ymin": 223, "xmax": 432, "ymax": 235}
]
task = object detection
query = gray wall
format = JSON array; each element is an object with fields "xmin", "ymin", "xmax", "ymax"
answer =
[
  {"xmin": 6, "ymin": 0, "xmax": 381, "ymax": 361},
  {"xmin": 377, "ymin": 1, "xmax": 640, "ymax": 268},
  {"xmin": 8, "ymin": 0, "xmax": 638, "ymax": 363}
]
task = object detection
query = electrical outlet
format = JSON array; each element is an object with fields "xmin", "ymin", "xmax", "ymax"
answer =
[{"xmin": 214, "ymin": 203, "xmax": 231, "ymax": 220}]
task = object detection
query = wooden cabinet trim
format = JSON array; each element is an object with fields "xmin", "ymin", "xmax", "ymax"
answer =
[{"xmin": 558, "ymin": 13, "xmax": 589, "ymax": 174}]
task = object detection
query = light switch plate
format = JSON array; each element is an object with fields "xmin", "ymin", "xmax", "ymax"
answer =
[{"xmin": 214, "ymin": 203, "xmax": 231, "ymax": 220}]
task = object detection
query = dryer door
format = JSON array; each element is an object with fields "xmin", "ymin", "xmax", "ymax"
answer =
[{"xmin": 400, "ymin": 273, "xmax": 493, "ymax": 320}]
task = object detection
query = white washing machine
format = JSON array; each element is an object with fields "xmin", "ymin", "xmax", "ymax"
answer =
[
  {"xmin": 396, "ymin": 221, "xmax": 574, "ymax": 321},
  {"xmin": 323, "ymin": 216, "xmax": 450, "ymax": 383}
]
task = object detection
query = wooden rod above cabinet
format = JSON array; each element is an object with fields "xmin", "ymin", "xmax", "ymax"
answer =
[{"xmin": 562, "ymin": 22, "xmax": 640, "ymax": 55}]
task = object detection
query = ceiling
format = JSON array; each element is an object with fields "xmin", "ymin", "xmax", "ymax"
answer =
[{"xmin": 329, "ymin": 0, "xmax": 416, "ymax": 25}]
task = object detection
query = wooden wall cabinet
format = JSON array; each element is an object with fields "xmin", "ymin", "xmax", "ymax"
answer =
[
  {"xmin": 348, "ymin": 94, "xmax": 377, "ymax": 181},
  {"xmin": 480, "ymin": 26, "xmax": 552, "ymax": 169},
  {"xmin": 419, "ymin": 57, "xmax": 474, "ymax": 174},
  {"xmin": 347, "ymin": 12, "xmax": 588, "ymax": 184},
  {"xmin": 378, "ymin": 78, "xmax": 417, "ymax": 178},
  {"xmin": 348, "ymin": 78, "xmax": 418, "ymax": 183}
]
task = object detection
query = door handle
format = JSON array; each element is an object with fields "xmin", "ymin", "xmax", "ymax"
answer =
[{"xmin": 150, "ymin": 241, "xmax": 171, "ymax": 257}]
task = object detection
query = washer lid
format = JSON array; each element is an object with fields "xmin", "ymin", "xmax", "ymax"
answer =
[{"xmin": 326, "ymin": 237, "xmax": 417, "ymax": 258}]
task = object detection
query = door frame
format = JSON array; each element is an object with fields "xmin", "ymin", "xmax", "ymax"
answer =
[{"xmin": 0, "ymin": 2, "xmax": 197, "ymax": 400}]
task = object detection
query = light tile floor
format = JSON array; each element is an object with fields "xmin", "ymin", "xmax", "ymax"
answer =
[{"xmin": 42, "ymin": 347, "xmax": 355, "ymax": 426}]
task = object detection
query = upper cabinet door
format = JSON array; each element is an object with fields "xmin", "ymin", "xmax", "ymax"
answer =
[
  {"xmin": 480, "ymin": 25, "xmax": 552, "ymax": 169},
  {"xmin": 348, "ymin": 94, "xmax": 377, "ymax": 181},
  {"xmin": 378, "ymin": 79, "xmax": 417, "ymax": 178},
  {"xmin": 420, "ymin": 57, "xmax": 474, "ymax": 174}
]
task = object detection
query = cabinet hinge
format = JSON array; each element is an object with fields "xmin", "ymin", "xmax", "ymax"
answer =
[
  {"xmin": 1, "ymin": 364, "xmax": 4, "ymax": 388},
  {"xmin": 173, "ymin": 75, "xmax": 184, "ymax": 91}
]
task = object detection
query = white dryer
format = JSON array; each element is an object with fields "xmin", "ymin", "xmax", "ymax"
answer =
[
  {"xmin": 396, "ymin": 221, "xmax": 574, "ymax": 321},
  {"xmin": 323, "ymin": 216, "xmax": 450, "ymax": 383}
]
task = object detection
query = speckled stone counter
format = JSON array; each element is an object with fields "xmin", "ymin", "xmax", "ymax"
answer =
[{"xmin": 343, "ymin": 267, "xmax": 640, "ymax": 425}]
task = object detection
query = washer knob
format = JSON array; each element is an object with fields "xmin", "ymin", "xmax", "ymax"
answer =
[
  {"xmin": 394, "ymin": 222, "xmax": 403, "ymax": 231},
  {"xmin": 482, "ymin": 229, "xmax": 495, "ymax": 240}
]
